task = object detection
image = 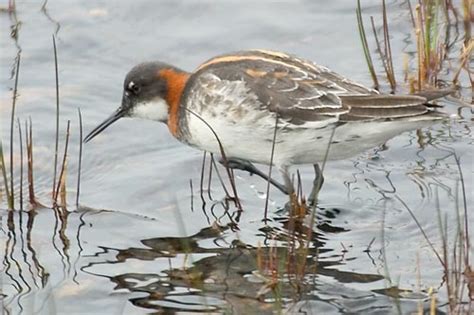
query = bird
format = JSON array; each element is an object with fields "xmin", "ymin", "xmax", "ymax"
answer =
[{"xmin": 84, "ymin": 49, "xmax": 450, "ymax": 204}]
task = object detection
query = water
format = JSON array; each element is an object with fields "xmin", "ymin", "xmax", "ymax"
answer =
[{"xmin": 1, "ymin": 0, "xmax": 472, "ymax": 314}]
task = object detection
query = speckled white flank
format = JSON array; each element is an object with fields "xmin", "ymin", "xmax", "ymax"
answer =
[{"xmin": 182, "ymin": 74, "xmax": 443, "ymax": 167}]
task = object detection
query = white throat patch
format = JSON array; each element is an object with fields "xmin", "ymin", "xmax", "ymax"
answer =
[{"xmin": 129, "ymin": 98, "xmax": 168, "ymax": 122}]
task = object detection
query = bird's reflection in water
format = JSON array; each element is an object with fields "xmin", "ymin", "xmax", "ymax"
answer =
[
  {"xmin": 1, "ymin": 168, "xmax": 446, "ymax": 315},
  {"xmin": 3, "ymin": 118, "xmax": 469, "ymax": 313},
  {"xmin": 1, "ymin": 189, "xmax": 455, "ymax": 313},
  {"xmin": 79, "ymin": 204, "xmax": 390, "ymax": 314}
]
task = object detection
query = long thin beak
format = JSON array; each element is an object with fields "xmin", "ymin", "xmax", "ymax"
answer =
[{"xmin": 84, "ymin": 108, "xmax": 125, "ymax": 143}]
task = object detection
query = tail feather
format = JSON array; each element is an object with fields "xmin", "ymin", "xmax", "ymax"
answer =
[{"xmin": 414, "ymin": 87, "xmax": 456, "ymax": 101}]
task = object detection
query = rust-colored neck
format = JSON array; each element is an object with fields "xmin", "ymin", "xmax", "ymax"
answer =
[{"xmin": 158, "ymin": 68, "xmax": 190, "ymax": 137}]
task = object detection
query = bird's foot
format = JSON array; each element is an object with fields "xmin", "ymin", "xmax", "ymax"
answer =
[{"xmin": 218, "ymin": 158, "xmax": 289, "ymax": 194}]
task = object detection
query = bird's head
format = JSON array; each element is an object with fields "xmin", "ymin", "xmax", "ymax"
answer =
[{"xmin": 84, "ymin": 62, "xmax": 189, "ymax": 142}]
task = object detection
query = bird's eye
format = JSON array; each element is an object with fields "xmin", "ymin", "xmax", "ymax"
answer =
[{"xmin": 127, "ymin": 81, "xmax": 140, "ymax": 94}]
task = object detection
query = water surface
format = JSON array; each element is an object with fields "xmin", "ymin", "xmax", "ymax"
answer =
[{"xmin": 1, "ymin": 0, "xmax": 472, "ymax": 314}]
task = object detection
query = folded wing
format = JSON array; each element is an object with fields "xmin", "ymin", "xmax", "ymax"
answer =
[{"xmin": 191, "ymin": 50, "xmax": 445, "ymax": 125}]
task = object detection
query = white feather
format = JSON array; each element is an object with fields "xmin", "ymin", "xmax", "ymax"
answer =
[{"xmin": 130, "ymin": 98, "xmax": 168, "ymax": 122}]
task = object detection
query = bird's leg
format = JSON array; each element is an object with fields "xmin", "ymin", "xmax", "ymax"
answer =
[
  {"xmin": 308, "ymin": 163, "xmax": 324, "ymax": 206},
  {"xmin": 219, "ymin": 158, "xmax": 289, "ymax": 194}
]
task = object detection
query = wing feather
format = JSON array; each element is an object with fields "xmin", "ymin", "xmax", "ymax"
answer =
[{"xmin": 188, "ymin": 50, "xmax": 445, "ymax": 125}]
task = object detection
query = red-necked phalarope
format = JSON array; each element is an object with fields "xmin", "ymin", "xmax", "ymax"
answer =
[{"xmin": 85, "ymin": 50, "xmax": 450, "ymax": 203}]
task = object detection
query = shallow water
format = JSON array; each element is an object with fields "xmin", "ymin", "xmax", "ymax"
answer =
[{"xmin": 1, "ymin": 0, "xmax": 473, "ymax": 314}]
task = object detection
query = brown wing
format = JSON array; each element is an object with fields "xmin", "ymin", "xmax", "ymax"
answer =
[
  {"xmin": 191, "ymin": 50, "xmax": 440, "ymax": 124},
  {"xmin": 339, "ymin": 94, "xmax": 434, "ymax": 121}
]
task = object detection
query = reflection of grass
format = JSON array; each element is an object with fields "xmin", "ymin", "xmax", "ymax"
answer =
[
  {"xmin": 400, "ymin": 157, "xmax": 472, "ymax": 313},
  {"xmin": 374, "ymin": 154, "xmax": 472, "ymax": 313},
  {"xmin": 440, "ymin": 156, "xmax": 472, "ymax": 313}
]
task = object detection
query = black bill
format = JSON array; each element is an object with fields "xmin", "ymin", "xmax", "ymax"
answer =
[{"xmin": 84, "ymin": 108, "xmax": 125, "ymax": 143}]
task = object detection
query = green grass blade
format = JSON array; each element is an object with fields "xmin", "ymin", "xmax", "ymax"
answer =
[{"xmin": 356, "ymin": 0, "xmax": 379, "ymax": 89}]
